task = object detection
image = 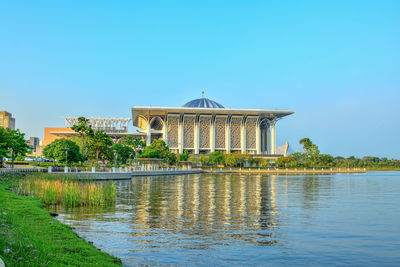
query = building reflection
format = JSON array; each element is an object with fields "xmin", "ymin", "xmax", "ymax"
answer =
[{"xmin": 115, "ymin": 173, "xmax": 281, "ymax": 246}]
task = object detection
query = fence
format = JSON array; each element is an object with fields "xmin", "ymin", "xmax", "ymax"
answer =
[{"xmin": 0, "ymin": 168, "xmax": 47, "ymax": 175}]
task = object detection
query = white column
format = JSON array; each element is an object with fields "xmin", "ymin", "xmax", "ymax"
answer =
[
  {"xmin": 225, "ymin": 116, "xmax": 231, "ymax": 153},
  {"xmin": 270, "ymin": 122, "xmax": 276, "ymax": 154},
  {"xmin": 210, "ymin": 117, "xmax": 215, "ymax": 152},
  {"xmin": 178, "ymin": 116, "xmax": 184, "ymax": 154},
  {"xmin": 241, "ymin": 119, "xmax": 246, "ymax": 154},
  {"xmin": 256, "ymin": 124, "xmax": 261, "ymax": 154},
  {"xmin": 162, "ymin": 123, "xmax": 168, "ymax": 146},
  {"xmin": 146, "ymin": 121, "xmax": 151, "ymax": 146},
  {"xmin": 260, "ymin": 127, "xmax": 264, "ymax": 154},
  {"xmin": 266, "ymin": 125, "xmax": 270, "ymax": 154},
  {"xmin": 194, "ymin": 116, "xmax": 200, "ymax": 154}
]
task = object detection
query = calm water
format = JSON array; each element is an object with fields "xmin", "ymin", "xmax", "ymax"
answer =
[{"xmin": 51, "ymin": 171, "xmax": 400, "ymax": 266}]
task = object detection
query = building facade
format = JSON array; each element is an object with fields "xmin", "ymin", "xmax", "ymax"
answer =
[
  {"xmin": 64, "ymin": 117, "xmax": 131, "ymax": 134},
  {"xmin": 131, "ymin": 97, "xmax": 293, "ymax": 155},
  {"xmin": 0, "ymin": 111, "xmax": 15, "ymax": 130},
  {"xmin": 38, "ymin": 117, "xmax": 143, "ymax": 156}
]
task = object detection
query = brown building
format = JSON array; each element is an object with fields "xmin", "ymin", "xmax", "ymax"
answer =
[
  {"xmin": 0, "ymin": 111, "xmax": 15, "ymax": 130},
  {"xmin": 43, "ymin": 127, "xmax": 76, "ymax": 146}
]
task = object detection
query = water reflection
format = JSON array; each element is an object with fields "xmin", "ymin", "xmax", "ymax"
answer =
[{"xmin": 116, "ymin": 174, "xmax": 281, "ymax": 248}]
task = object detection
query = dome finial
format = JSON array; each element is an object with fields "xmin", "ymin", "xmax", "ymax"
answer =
[{"xmin": 201, "ymin": 91, "xmax": 204, "ymax": 98}]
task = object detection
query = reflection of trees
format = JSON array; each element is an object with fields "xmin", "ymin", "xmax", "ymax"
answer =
[
  {"xmin": 301, "ymin": 176, "xmax": 333, "ymax": 209},
  {"xmin": 260, "ymin": 175, "xmax": 279, "ymax": 231},
  {"xmin": 114, "ymin": 173, "xmax": 281, "ymax": 247}
]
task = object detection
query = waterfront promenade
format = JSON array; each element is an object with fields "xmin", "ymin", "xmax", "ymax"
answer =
[{"xmin": 0, "ymin": 166, "xmax": 366, "ymax": 180}]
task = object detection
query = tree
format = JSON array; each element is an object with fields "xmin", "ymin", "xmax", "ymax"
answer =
[
  {"xmin": 168, "ymin": 152, "xmax": 177, "ymax": 165},
  {"xmin": 260, "ymin": 159, "xmax": 270, "ymax": 168},
  {"xmin": 140, "ymin": 147, "xmax": 161, "ymax": 158},
  {"xmin": 235, "ymin": 152, "xmax": 247, "ymax": 167},
  {"xmin": 120, "ymin": 136, "xmax": 146, "ymax": 155},
  {"xmin": 275, "ymin": 156, "xmax": 286, "ymax": 168},
  {"xmin": 0, "ymin": 128, "xmax": 11, "ymax": 168},
  {"xmin": 7, "ymin": 129, "xmax": 32, "ymax": 168},
  {"xmin": 275, "ymin": 155, "xmax": 294, "ymax": 168},
  {"xmin": 299, "ymin": 138, "xmax": 312, "ymax": 151},
  {"xmin": 224, "ymin": 153, "xmax": 238, "ymax": 167},
  {"xmin": 299, "ymin": 138, "xmax": 320, "ymax": 167},
  {"xmin": 200, "ymin": 155, "xmax": 209, "ymax": 166},
  {"xmin": 139, "ymin": 140, "xmax": 176, "ymax": 165},
  {"xmin": 112, "ymin": 143, "xmax": 135, "ymax": 165},
  {"xmin": 71, "ymin": 117, "xmax": 94, "ymax": 161},
  {"xmin": 289, "ymin": 153, "xmax": 303, "ymax": 168},
  {"xmin": 318, "ymin": 154, "xmax": 334, "ymax": 168},
  {"xmin": 88, "ymin": 130, "xmax": 113, "ymax": 165},
  {"xmin": 208, "ymin": 151, "xmax": 224, "ymax": 165},
  {"xmin": 179, "ymin": 150, "xmax": 189, "ymax": 161},
  {"xmin": 140, "ymin": 140, "xmax": 169, "ymax": 159},
  {"xmin": 42, "ymin": 139, "xmax": 82, "ymax": 166}
]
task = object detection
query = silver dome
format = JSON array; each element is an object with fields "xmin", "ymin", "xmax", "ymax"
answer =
[{"xmin": 183, "ymin": 98, "xmax": 224, "ymax": 108}]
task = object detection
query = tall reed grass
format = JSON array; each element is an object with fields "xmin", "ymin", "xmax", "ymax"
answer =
[{"xmin": 17, "ymin": 174, "xmax": 116, "ymax": 207}]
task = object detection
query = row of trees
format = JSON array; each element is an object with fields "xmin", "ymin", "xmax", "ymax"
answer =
[
  {"xmin": 43, "ymin": 136, "xmax": 178, "ymax": 167},
  {"xmin": 275, "ymin": 138, "xmax": 400, "ymax": 169},
  {"xmin": 42, "ymin": 135, "xmax": 144, "ymax": 166},
  {"xmin": 187, "ymin": 151, "xmax": 270, "ymax": 168},
  {"xmin": 0, "ymin": 127, "xmax": 31, "ymax": 168}
]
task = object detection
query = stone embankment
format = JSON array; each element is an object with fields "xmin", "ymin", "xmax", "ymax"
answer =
[{"xmin": 204, "ymin": 168, "xmax": 366, "ymax": 174}]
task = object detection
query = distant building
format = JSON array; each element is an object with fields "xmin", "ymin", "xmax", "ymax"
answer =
[
  {"xmin": 0, "ymin": 111, "xmax": 15, "ymax": 130},
  {"xmin": 27, "ymin": 137, "xmax": 40, "ymax": 152}
]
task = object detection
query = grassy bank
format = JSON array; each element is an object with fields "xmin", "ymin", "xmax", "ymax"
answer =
[{"xmin": 0, "ymin": 175, "xmax": 121, "ymax": 266}]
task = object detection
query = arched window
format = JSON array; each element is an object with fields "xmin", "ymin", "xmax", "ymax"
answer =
[{"xmin": 150, "ymin": 117, "xmax": 164, "ymax": 131}]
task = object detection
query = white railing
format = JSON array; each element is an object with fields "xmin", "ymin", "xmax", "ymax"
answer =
[{"xmin": 0, "ymin": 168, "xmax": 47, "ymax": 175}]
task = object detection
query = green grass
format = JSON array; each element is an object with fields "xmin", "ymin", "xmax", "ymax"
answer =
[{"xmin": 0, "ymin": 175, "xmax": 122, "ymax": 266}]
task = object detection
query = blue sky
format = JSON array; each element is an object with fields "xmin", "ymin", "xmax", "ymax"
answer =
[{"xmin": 1, "ymin": 1, "xmax": 399, "ymax": 158}]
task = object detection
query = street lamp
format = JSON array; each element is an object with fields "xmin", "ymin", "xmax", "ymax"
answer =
[
  {"xmin": 113, "ymin": 149, "xmax": 117, "ymax": 168},
  {"xmin": 65, "ymin": 148, "xmax": 70, "ymax": 167}
]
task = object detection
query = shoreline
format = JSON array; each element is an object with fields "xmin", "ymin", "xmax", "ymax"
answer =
[
  {"xmin": 1, "ymin": 167, "xmax": 369, "ymax": 180},
  {"xmin": 0, "ymin": 175, "xmax": 122, "ymax": 266}
]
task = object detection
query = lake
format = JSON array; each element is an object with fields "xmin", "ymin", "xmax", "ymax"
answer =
[{"xmin": 51, "ymin": 171, "xmax": 400, "ymax": 266}]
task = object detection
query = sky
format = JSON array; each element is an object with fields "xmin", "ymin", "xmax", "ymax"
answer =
[{"xmin": 1, "ymin": 0, "xmax": 399, "ymax": 158}]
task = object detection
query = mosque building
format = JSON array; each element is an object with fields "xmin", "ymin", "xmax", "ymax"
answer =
[{"xmin": 131, "ymin": 94, "xmax": 293, "ymax": 155}]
